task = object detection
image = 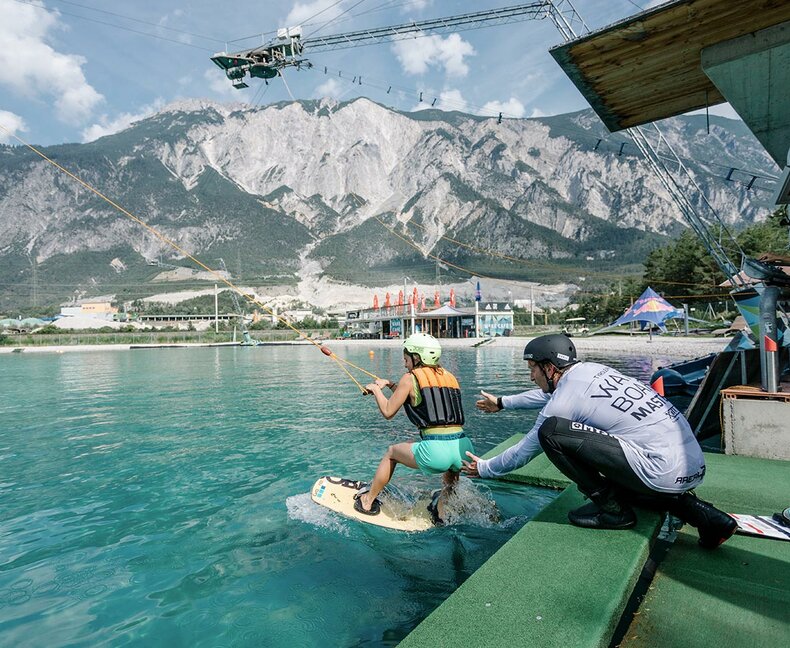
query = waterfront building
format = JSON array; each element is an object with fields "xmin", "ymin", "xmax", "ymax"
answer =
[
  {"xmin": 344, "ymin": 301, "xmax": 514, "ymax": 339},
  {"xmin": 60, "ymin": 296, "xmax": 118, "ymax": 321}
]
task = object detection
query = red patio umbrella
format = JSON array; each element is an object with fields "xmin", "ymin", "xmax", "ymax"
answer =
[
  {"xmin": 384, "ymin": 292, "xmax": 391, "ymax": 308},
  {"xmin": 420, "ymin": 295, "xmax": 426, "ymax": 310},
  {"xmin": 373, "ymin": 294, "xmax": 379, "ymax": 309},
  {"xmin": 397, "ymin": 290, "xmax": 404, "ymax": 306},
  {"xmin": 449, "ymin": 288, "xmax": 456, "ymax": 307},
  {"xmin": 434, "ymin": 290, "xmax": 440, "ymax": 308}
]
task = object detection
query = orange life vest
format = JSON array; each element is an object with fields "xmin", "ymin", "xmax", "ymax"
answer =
[{"xmin": 403, "ymin": 366, "xmax": 465, "ymax": 431}]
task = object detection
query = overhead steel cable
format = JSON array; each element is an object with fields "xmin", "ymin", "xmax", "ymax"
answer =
[
  {"xmin": 303, "ymin": 0, "xmax": 369, "ymax": 40},
  {"xmin": 370, "ymin": 215, "xmax": 565, "ymax": 293},
  {"xmin": 400, "ymin": 219, "xmax": 736, "ymax": 291},
  {"xmin": 225, "ymin": 0, "xmax": 440, "ymax": 46},
  {"xmin": 401, "ymin": 220, "xmax": 758, "ymax": 289},
  {"xmin": 47, "ymin": 0, "xmax": 227, "ymax": 44},
  {"xmin": 300, "ymin": 2, "xmax": 547, "ymax": 53},
  {"xmin": 404, "ymin": 219, "xmax": 568, "ymax": 269},
  {"xmin": 526, "ymin": 117, "xmax": 780, "ymax": 190},
  {"xmin": 9, "ymin": 0, "xmax": 214, "ymax": 51}
]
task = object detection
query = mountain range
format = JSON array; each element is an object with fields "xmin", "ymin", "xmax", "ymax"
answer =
[{"xmin": 0, "ymin": 97, "xmax": 777, "ymax": 313}]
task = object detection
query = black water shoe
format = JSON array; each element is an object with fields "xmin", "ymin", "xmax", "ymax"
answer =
[
  {"xmin": 427, "ymin": 489, "xmax": 444, "ymax": 526},
  {"xmin": 568, "ymin": 501, "xmax": 636, "ymax": 529},
  {"xmin": 668, "ymin": 492, "xmax": 737, "ymax": 548},
  {"xmin": 353, "ymin": 493, "xmax": 381, "ymax": 516},
  {"xmin": 569, "ymin": 489, "xmax": 636, "ymax": 530}
]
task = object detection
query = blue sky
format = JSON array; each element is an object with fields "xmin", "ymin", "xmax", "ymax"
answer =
[{"xmin": 0, "ymin": 0, "xmax": 738, "ymax": 146}]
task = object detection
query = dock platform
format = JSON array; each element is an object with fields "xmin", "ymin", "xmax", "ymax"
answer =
[
  {"xmin": 400, "ymin": 435, "xmax": 790, "ymax": 648},
  {"xmin": 620, "ymin": 453, "xmax": 790, "ymax": 647}
]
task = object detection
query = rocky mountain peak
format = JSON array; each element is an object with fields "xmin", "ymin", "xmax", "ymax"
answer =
[{"xmin": 0, "ymin": 99, "xmax": 776, "ymax": 312}]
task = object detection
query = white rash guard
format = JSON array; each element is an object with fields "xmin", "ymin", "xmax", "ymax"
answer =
[{"xmin": 477, "ymin": 362, "xmax": 706, "ymax": 493}]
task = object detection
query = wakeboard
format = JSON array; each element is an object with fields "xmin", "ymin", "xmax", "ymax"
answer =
[
  {"xmin": 310, "ymin": 476, "xmax": 436, "ymax": 531},
  {"xmin": 730, "ymin": 512, "xmax": 790, "ymax": 542}
]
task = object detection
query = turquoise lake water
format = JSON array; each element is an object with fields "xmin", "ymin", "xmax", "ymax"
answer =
[{"xmin": 0, "ymin": 345, "xmax": 682, "ymax": 646}]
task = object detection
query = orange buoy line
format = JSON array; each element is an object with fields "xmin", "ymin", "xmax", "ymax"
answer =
[{"xmin": 1, "ymin": 125, "xmax": 380, "ymax": 393}]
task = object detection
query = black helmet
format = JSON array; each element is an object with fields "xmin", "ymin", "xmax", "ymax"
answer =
[{"xmin": 523, "ymin": 334, "xmax": 577, "ymax": 368}]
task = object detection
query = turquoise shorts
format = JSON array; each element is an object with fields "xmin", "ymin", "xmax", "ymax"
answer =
[{"xmin": 412, "ymin": 434, "xmax": 475, "ymax": 475}]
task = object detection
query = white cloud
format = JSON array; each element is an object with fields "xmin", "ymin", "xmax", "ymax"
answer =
[
  {"xmin": 511, "ymin": 69, "xmax": 553, "ymax": 106},
  {"xmin": 392, "ymin": 33, "xmax": 475, "ymax": 77},
  {"xmin": 158, "ymin": 9, "xmax": 191, "ymax": 44},
  {"xmin": 0, "ymin": 110, "xmax": 27, "ymax": 143},
  {"xmin": 0, "ymin": 0, "xmax": 103, "ymax": 124},
  {"xmin": 436, "ymin": 89, "xmax": 468, "ymax": 113},
  {"xmin": 481, "ymin": 98, "xmax": 526, "ymax": 119},
  {"xmin": 401, "ymin": 0, "xmax": 431, "ymax": 11},
  {"xmin": 286, "ymin": 0, "xmax": 344, "ymax": 27},
  {"xmin": 81, "ymin": 99, "xmax": 165, "ymax": 142},
  {"xmin": 313, "ymin": 77, "xmax": 343, "ymax": 99},
  {"xmin": 407, "ymin": 91, "xmax": 526, "ymax": 119},
  {"xmin": 205, "ymin": 68, "xmax": 240, "ymax": 99}
]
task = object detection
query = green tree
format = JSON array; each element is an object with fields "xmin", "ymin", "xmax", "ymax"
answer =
[
  {"xmin": 300, "ymin": 316, "xmax": 321, "ymax": 329},
  {"xmin": 643, "ymin": 229, "xmax": 722, "ymax": 300},
  {"xmin": 737, "ymin": 206, "xmax": 789, "ymax": 258},
  {"xmin": 640, "ymin": 206, "xmax": 788, "ymax": 311}
]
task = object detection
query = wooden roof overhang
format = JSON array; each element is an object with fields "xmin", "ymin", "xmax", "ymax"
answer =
[{"xmin": 549, "ymin": 0, "xmax": 790, "ymax": 132}]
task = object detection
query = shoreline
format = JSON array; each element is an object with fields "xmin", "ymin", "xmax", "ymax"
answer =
[{"xmin": 0, "ymin": 334, "xmax": 728, "ymax": 359}]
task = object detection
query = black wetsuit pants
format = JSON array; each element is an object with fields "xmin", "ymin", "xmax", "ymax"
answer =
[{"xmin": 538, "ymin": 416, "xmax": 677, "ymax": 507}]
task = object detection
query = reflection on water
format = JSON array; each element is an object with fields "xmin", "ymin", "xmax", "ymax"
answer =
[{"xmin": 0, "ymin": 346, "xmax": 685, "ymax": 647}]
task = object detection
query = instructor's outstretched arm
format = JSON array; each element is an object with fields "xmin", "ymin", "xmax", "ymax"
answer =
[{"xmin": 476, "ymin": 390, "xmax": 501, "ymax": 413}]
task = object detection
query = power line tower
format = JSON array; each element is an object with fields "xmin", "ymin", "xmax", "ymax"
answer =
[
  {"xmin": 215, "ymin": 258, "xmax": 261, "ymax": 345},
  {"xmin": 31, "ymin": 260, "xmax": 38, "ymax": 308}
]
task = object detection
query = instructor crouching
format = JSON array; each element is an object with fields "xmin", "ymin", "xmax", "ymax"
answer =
[{"xmin": 462, "ymin": 334, "xmax": 737, "ymax": 548}]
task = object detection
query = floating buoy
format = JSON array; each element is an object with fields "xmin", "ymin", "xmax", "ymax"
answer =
[{"xmin": 369, "ymin": 350, "xmax": 375, "ymax": 358}]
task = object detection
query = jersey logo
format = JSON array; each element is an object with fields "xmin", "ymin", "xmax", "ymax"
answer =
[{"xmin": 570, "ymin": 421, "xmax": 610, "ymax": 436}]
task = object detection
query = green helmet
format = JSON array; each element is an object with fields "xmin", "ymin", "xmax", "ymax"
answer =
[{"xmin": 403, "ymin": 333, "xmax": 442, "ymax": 366}]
